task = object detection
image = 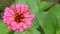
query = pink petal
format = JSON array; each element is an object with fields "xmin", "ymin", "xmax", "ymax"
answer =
[
  {"xmin": 22, "ymin": 5, "xmax": 28, "ymax": 12},
  {"xmin": 23, "ymin": 23, "xmax": 27, "ymax": 28},
  {"xmin": 16, "ymin": 23, "xmax": 20, "ymax": 29},
  {"xmin": 3, "ymin": 16, "xmax": 13, "ymax": 20},
  {"xmin": 16, "ymin": 29, "xmax": 19, "ymax": 32},
  {"xmin": 11, "ymin": 5, "xmax": 17, "ymax": 13},
  {"xmin": 4, "ymin": 7, "xmax": 14, "ymax": 16},
  {"xmin": 24, "ymin": 10, "xmax": 31, "ymax": 15},
  {"xmin": 8, "ymin": 26, "xmax": 12, "ymax": 30},
  {"xmin": 10, "ymin": 10, "xmax": 15, "ymax": 15},
  {"xmin": 19, "ymin": 27, "xmax": 24, "ymax": 32},
  {"xmin": 27, "ymin": 25, "xmax": 31, "ymax": 28},
  {"xmin": 3, "ymin": 18, "xmax": 11, "ymax": 25},
  {"xmin": 12, "ymin": 26, "xmax": 16, "ymax": 30},
  {"xmin": 25, "ymin": 14, "xmax": 35, "ymax": 20},
  {"xmin": 23, "ymin": 5, "xmax": 28, "ymax": 10},
  {"xmin": 25, "ymin": 21, "xmax": 31, "ymax": 25},
  {"xmin": 3, "ymin": 16, "xmax": 13, "ymax": 25},
  {"xmin": 16, "ymin": 3, "xmax": 21, "ymax": 8},
  {"xmin": 3, "ymin": 16, "xmax": 8, "ymax": 24},
  {"xmin": 16, "ymin": 3, "xmax": 21, "ymax": 12},
  {"xmin": 6, "ymin": 21, "xmax": 11, "ymax": 25},
  {"xmin": 20, "ymin": 4, "xmax": 24, "ymax": 13},
  {"xmin": 3, "ymin": 19, "xmax": 7, "ymax": 24},
  {"xmin": 20, "ymin": 4, "xmax": 28, "ymax": 13},
  {"xmin": 11, "ymin": 21, "xmax": 16, "ymax": 26}
]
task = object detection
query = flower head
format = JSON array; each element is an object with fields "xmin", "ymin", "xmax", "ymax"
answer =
[{"xmin": 3, "ymin": 3, "xmax": 35, "ymax": 32}]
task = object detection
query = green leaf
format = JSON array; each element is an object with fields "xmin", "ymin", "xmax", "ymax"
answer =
[
  {"xmin": 49, "ymin": 4, "xmax": 60, "ymax": 17},
  {"xmin": 36, "ymin": 0, "xmax": 41, "ymax": 7},
  {"xmin": 56, "ymin": 27, "xmax": 60, "ymax": 34},
  {"xmin": 39, "ymin": 1, "xmax": 53, "ymax": 11},
  {"xmin": 14, "ymin": 0, "xmax": 26, "ymax": 4},
  {"xmin": 48, "ymin": 4, "xmax": 60, "ymax": 34},
  {"xmin": 36, "ymin": 0, "xmax": 41, "ymax": 11},
  {"xmin": 49, "ymin": 4, "xmax": 60, "ymax": 26},
  {"xmin": 37, "ymin": 12, "xmax": 57, "ymax": 34},
  {"xmin": 42, "ymin": 13, "xmax": 57, "ymax": 34},
  {"xmin": 0, "ymin": 19, "xmax": 9, "ymax": 34},
  {"xmin": 26, "ymin": 0, "xmax": 39, "ymax": 14},
  {"xmin": 7, "ymin": 30, "xmax": 15, "ymax": 34},
  {"xmin": 14, "ymin": 31, "xmax": 27, "ymax": 34},
  {"xmin": 37, "ymin": 12, "xmax": 48, "ymax": 27},
  {"xmin": 56, "ymin": 30, "xmax": 60, "ymax": 34},
  {"xmin": 31, "ymin": 29, "xmax": 41, "ymax": 34},
  {"xmin": 32, "ymin": 17, "xmax": 39, "ymax": 29},
  {"xmin": 36, "ymin": 12, "xmax": 48, "ymax": 34}
]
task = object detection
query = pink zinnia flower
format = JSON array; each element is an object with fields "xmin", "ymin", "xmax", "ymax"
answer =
[{"xmin": 3, "ymin": 3, "xmax": 35, "ymax": 32}]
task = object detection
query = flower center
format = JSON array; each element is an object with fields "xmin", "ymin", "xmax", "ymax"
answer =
[{"xmin": 14, "ymin": 13, "xmax": 25, "ymax": 23}]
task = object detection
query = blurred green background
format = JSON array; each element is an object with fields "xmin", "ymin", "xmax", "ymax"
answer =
[{"xmin": 0, "ymin": 0, "xmax": 60, "ymax": 34}]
